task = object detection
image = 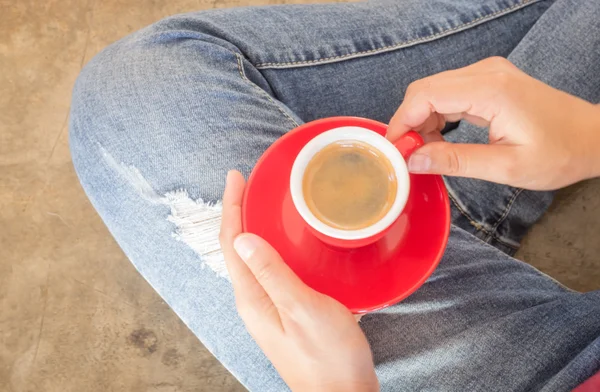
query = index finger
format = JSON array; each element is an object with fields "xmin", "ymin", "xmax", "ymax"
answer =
[{"xmin": 387, "ymin": 60, "xmax": 508, "ymax": 141}]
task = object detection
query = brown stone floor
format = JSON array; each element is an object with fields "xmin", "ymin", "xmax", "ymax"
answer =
[{"xmin": 1, "ymin": 1, "xmax": 599, "ymax": 391}]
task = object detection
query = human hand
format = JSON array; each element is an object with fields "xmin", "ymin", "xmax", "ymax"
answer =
[
  {"xmin": 219, "ymin": 170, "xmax": 379, "ymax": 392},
  {"xmin": 387, "ymin": 57, "xmax": 600, "ymax": 190}
]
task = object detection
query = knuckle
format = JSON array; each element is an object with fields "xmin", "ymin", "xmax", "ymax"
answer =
[
  {"xmin": 482, "ymin": 56, "xmax": 509, "ymax": 68},
  {"xmin": 494, "ymin": 70, "xmax": 512, "ymax": 90},
  {"xmin": 405, "ymin": 78, "xmax": 431, "ymax": 97},
  {"xmin": 479, "ymin": 58, "xmax": 517, "ymax": 92},
  {"xmin": 487, "ymin": 72, "xmax": 514, "ymax": 101},
  {"xmin": 405, "ymin": 81, "xmax": 418, "ymax": 97},
  {"xmin": 481, "ymin": 56, "xmax": 517, "ymax": 73},
  {"xmin": 277, "ymin": 295, "xmax": 303, "ymax": 316},
  {"xmin": 445, "ymin": 148, "xmax": 465, "ymax": 175},
  {"xmin": 417, "ymin": 79, "xmax": 433, "ymax": 96},
  {"xmin": 254, "ymin": 261, "xmax": 275, "ymax": 284}
]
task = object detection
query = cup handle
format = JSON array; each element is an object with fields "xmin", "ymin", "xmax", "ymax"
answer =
[{"xmin": 392, "ymin": 131, "xmax": 424, "ymax": 160}]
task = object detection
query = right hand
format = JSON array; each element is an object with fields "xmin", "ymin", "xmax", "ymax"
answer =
[{"xmin": 387, "ymin": 57, "xmax": 600, "ymax": 190}]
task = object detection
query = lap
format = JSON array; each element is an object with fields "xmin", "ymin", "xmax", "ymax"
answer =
[{"xmin": 69, "ymin": 0, "xmax": 600, "ymax": 391}]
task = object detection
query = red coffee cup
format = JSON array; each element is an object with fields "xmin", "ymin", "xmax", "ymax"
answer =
[
  {"xmin": 290, "ymin": 126, "xmax": 424, "ymax": 248},
  {"xmin": 242, "ymin": 116, "xmax": 450, "ymax": 312}
]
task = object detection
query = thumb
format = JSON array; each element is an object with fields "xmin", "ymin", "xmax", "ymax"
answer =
[
  {"xmin": 407, "ymin": 141, "xmax": 519, "ymax": 183},
  {"xmin": 234, "ymin": 233, "xmax": 310, "ymax": 311}
]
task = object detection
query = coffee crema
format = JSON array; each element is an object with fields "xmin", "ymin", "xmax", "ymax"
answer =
[{"xmin": 302, "ymin": 140, "xmax": 397, "ymax": 230}]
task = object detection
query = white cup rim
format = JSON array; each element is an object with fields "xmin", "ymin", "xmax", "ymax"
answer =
[{"xmin": 290, "ymin": 126, "xmax": 410, "ymax": 240}]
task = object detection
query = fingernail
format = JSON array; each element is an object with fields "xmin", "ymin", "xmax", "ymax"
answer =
[
  {"xmin": 408, "ymin": 154, "xmax": 431, "ymax": 173},
  {"xmin": 233, "ymin": 234, "xmax": 257, "ymax": 262}
]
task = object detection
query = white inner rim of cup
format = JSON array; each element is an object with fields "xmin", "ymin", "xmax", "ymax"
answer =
[{"xmin": 290, "ymin": 126, "xmax": 410, "ymax": 240}]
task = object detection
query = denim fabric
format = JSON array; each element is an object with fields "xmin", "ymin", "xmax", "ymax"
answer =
[{"xmin": 69, "ymin": 0, "xmax": 600, "ymax": 391}]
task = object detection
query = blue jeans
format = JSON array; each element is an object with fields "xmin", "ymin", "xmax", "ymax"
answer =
[{"xmin": 69, "ymin": 0, "xmax": 600, "ymax": 390}]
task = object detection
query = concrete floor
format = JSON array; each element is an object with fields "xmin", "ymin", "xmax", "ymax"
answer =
[{"xmin": 1, "ymin": 0, "xmax": 599, "ymax": 391}]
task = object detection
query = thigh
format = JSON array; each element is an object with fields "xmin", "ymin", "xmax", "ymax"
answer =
[
  {"xmin": 69, "ymin": 1, "xmax": 582, "ymax": 391},
  {"xmin": 176, "ymin": 0, "xmax": 553, "ymax": 124},
  {"xmin": 362, "ymin": 227, "xmax": 600, "ymax": 391}
]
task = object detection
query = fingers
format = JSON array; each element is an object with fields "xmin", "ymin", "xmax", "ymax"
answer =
[
  {"xmin": 219, "ymin": 171, "xmax": 281, "ymax": 327},
  {"xmin": 389, "ymin": 76, "xmax": 500, "ymax": 139},
  {"xmin": 387, "ymin": 58, "xmax": 515, "ymax": 142},
  {"xmin": 412, "ymin": 112, "xmax": 445, "ymax": 137},
  {"xmin": 234, "ymin": 233, "xmax": 310, "ymax": 314},
  {"xmin": 407, "ymin": 142, "xmax": 520, "ymax": 183},
  {"xmin": 386, "ymin": 58, "xmax": 526, "ymax": 185}
]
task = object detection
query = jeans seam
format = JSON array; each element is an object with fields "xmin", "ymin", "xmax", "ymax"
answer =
[
  {"xmin": 448, "ymin": 191, "xmax": 487, "ymax": 232},
  {"xmin": 489, "ymin": 234, "xmax": 520, "ymax": 252},
  {"xmin": 234, "ymin": 53, "xmax": 300, "ymax": 129},
  {"xmin": 448, "ymin": 190, "xmax": 520, "ymax": 251},
  {"xmin": 485, "ymin": 188, "xmax": 524, "ymax": 243},
  {"xmin": 254, "ymin": 0, "xmax": 541, "ymax": 69}
]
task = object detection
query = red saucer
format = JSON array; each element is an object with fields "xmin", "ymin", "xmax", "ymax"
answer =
[{"xmin": 242, "ymin": 117, "xmax": 450, "ymax": 313}]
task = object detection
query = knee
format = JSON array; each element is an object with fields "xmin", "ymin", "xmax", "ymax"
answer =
[
  {"xmin": 68, "ymin": 17, "xmax": 247, "ymax": 202},
  {"xmin": 69, "ymin": 33, "xmax": 147, "ymax": 156},
  {"xmin": 69, "ymin": 21, "xmax": 197, "ymax": 157},
  {"xmin": 69, "ymin": 16, "xmax": 239, "ymax": 151}
]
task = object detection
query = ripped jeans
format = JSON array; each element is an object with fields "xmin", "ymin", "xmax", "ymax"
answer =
[{"xmin": 69, "ymin": 0, "xmax": 600, "ymax": 390}]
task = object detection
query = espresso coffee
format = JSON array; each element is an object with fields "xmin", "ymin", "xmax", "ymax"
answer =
[{"xmin": 302, "ymin": 140, "xmax": 397, "ymax": 230}]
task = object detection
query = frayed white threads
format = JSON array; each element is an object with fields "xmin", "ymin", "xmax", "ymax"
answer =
[
  {"xmin": 101, "ymin": 146, "xmax": 229, "ymax": 279},
  {"xmin": 165, "ymin": 191, "xmax": 229, "ymax": 280}
]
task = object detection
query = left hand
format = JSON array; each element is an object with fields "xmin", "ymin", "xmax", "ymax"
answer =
[{"xmin": 219, "ymin": 170, "xmax": 379, "ymax": 392}]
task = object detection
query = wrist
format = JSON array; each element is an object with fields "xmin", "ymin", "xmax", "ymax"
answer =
[
  {"xmin": 586, "ymin": 105, "xmax": 600, "ymax": 179},
  {"xmin": 574, "ymin": 103, "xmax": 600, "ymax": 182}
]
